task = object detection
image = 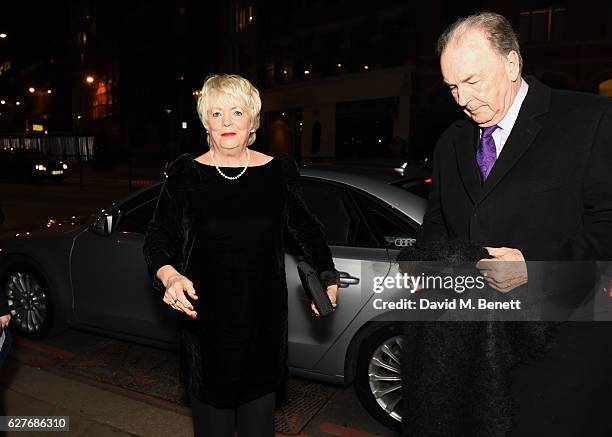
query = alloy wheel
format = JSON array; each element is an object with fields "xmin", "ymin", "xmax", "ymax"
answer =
[
  {"xmin": 5, "ymin": 271, "xmax": 48, "ymax": 335},
  {"xmin": 367, "ymin": 335, "xmax": 404, "ymax": 423}
]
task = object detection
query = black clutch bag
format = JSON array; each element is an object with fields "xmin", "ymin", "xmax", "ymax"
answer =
[{"xmin": 297, "ymin": 261, "xmax": 334, "ymax": 317}]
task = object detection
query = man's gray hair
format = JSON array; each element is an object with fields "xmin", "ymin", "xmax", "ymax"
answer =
[{"xmin": 436, "ymin": 12, "xmax": 523, "ymax": 72}]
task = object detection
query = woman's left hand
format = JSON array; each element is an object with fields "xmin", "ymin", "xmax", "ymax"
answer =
[{"xmin": 311, "ymin": 284, "xmax": 338, "ymax": 317}]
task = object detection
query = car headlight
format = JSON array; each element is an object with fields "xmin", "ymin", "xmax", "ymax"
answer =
[
  {"xmin": 35, "ymin": 164, "xmax": 47, "ymax": 171},
  {"xmin": 62, "ymin": 163, "xmax": 68, "ymax": 170}
]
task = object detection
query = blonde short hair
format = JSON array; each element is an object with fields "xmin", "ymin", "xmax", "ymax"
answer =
[{"xmin": 196, "ymin": 74, "xmax": 262, "ymax": 147}]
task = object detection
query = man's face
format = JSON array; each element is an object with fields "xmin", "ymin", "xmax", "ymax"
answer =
[{"xmin": 440, "ymin": 29, "xmax": 520, "ymax": 127}]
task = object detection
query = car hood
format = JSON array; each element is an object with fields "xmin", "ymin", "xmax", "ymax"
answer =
[{"xmin": 0, "ymin": 214, "xmax": 94, "ymax": 238}]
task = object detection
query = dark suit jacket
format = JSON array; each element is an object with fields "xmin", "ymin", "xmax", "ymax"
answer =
[
  {"xmin": 416, "ymin": 77, "xmax": 612, "ymax": 436},
  {"xmin": 419, "ymin": 76, "xmax": 612, "ymax": 262}
]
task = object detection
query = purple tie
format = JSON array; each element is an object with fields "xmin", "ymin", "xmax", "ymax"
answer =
[{"xmin": 476, "ymin": 125, "xmax": 498, "ymax": 182}]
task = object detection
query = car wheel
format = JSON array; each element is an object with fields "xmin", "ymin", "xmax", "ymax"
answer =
[
  {"xmin": 2, "ymin": 262, "xmax": 65, "ymax": 338},
  {"xmin": 354, "ymin": 323, "xmax": 404, "ymax": 432}
]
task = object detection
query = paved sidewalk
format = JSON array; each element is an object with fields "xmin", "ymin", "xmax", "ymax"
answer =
[{"xmin": 1, "ymin": 360, "xmax": 194, "ymax": 436}]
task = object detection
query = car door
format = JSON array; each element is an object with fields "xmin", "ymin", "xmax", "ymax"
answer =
[
  {"xmin": 309, "ymin": 185, "xmax": 421, "ymax": 378},
  {"xmin": 71, "ymin": 184, "xmax": 180, "ymax": 346},
  {"xmin": 286, "ymin": 178, "xmax": 396, "ymax": 370}
]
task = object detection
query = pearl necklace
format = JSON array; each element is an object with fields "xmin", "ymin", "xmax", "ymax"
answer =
[{"xmin": 210, "ymin": 148, "xmax": 250, "ymax": 180}]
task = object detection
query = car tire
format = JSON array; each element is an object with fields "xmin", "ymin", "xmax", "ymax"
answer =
[
  {"xmin": 354, "ymin": 323, "xmax": 404, "ymax": 432},
  {"xmin": 1, "ymin": 260, "xmax": 66, "ymax": 339}
]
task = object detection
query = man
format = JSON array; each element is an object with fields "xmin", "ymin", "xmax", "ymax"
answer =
[{"xmin": 414, "ymin": 11, "xmax": 612, "ymax": 437}]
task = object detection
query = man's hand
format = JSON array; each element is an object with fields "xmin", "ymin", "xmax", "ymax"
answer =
[{"xmin": 476, "ymin": 247, "xmax": 528, "ymax": 293}]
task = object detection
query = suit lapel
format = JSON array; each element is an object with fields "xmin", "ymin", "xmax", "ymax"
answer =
[
  {"xmin": 479, "ymin": 116, "xmax": 541, "ymax": 201},
  {"xmin": 478, "ymin": 77, "xmax": 551, "ymax": 204},
  {"xmin": 454, "ymin": 122, "xmax": 482, "ymax": 204}
]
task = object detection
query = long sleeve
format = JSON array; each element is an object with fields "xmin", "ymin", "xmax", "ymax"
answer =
[
  {"xmin": 143, "ymin": 157, "xmax": 187, "ymax": 292},
  {"xmin": 0, "ymin": 289, "xmax": 8, "ymax": 316},
  {"xmin": 569, "ymin": 101, "xmax": 612, "ymax": 261},
  {"xmin": 417, "ymin": 140, "xmax": 449, "ymax": 246},
  {"xmin": 282, "ymin": 157, "xmax": 339, "ymax": 287}
]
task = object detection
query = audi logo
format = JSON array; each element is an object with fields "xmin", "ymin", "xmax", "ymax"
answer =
[{"xmin": 394, "ymin": 238, "xmax": 416, "ymax": 247}]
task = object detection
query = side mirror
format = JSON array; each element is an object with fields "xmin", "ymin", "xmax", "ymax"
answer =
[{"xmin": 92, "ymin": 213, "xmax": 114, "ymax": 236}]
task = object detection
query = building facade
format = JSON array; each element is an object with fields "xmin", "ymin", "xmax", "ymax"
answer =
[{"xmin": 1, "ymin": 1, "xmax": 610, "ymax": 163}]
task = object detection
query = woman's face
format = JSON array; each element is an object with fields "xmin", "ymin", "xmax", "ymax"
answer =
[{"xmin": 207, "ymin": 90, "xmax": 252, "ymax": 151}]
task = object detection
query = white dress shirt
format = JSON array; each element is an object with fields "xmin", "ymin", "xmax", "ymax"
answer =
[{"xmin": 484, "ymin": 78, "xmax": 529, "ymax": 157}]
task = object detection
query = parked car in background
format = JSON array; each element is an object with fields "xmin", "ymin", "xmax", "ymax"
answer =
[
  {"xmin": 0, "ymin": 148, "xmax": 69, "ymax": 183},
  {"xmin": 303, "ymin": 158, "xmax": 432, "ymax": 200},
  {"xmin": 0, "ymin": 164, "xmax": 426, "ymax": 431}
]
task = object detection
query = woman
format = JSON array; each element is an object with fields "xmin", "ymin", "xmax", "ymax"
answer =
[{"xmin": 143, "ymin": 74, "xmax": 339, "ymax": 437}]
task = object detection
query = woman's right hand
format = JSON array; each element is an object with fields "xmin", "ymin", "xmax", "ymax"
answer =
[
  {"xmin": 0, "ymin": 313, "xmax": 11, "ymax": 329},
  {"xmin": 163, "ymin": 274, "xmax": 199, "ymax": 318}
]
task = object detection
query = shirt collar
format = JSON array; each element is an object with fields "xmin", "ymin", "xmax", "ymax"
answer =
[{"xmin": 497, "ymin": 78, "xmax": 529, "ymax": 133}]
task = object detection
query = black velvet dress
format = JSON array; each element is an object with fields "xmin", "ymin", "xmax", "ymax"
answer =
[{"xmin": 143, "ymin": 153, "xmax": 338, "ymax": 408}]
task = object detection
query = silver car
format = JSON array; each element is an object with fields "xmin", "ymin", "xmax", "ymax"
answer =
[{"xmin": 0, "ymin": 166, "xmax": 428, "ymax": 430}]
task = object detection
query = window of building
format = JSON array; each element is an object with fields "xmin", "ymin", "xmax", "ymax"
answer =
[
  {"xmin": 336, "ymin": 98, "xmax": 396, "ymax": 159},
  {"xmin": 91, "ymin": 76, "xmax": 114, "ymax": 120},
  {"xmin": 599, "ymin": 78, "xmax": 612, "ymax": 97},
  {"xmin": 280, "ymin": 63, "xmax": 293, "ymax": 83},
  {"xmin": 235, "ymin": 3, "xmax": 253, "ymax": 32},
  {"xmin": 77, "ymin": 31, "xmax": 87, "ymax": 46},
  {"xmin": 235, "ymin": 7, "xmax": 245, "ymax": 31},
  {"xmin": 519, "ymin": 7, "xmax": 566, "ymax": 43},
  {"xmin": 265, "ymin": 62, "xmax": 276, "ymax": 87}
]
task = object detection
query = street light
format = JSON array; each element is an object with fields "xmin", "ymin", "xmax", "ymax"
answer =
[
  {"xmin": 15, "ymin": 101, "xmax": 21, "ymax": 106},
  {"xmin": 0, "ymin": 33, "xmax": 7, "ymax": 39},
  {"xmin": 28, "ymin": 87, "xmax": 35, "ymax": 93},
  {"xmin": 0, "ymin": 100, "xmax": 5, "ymax": 105},
  {"xmin": 85, "ymin": 75, "xmax": 94, "ymax": 84},
  {"xmin": 47, "ymin": 89, "xmax": 52, "ymax": 94}
]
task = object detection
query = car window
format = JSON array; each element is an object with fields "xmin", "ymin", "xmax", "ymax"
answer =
[
  {"xmin": 352, "ymin": 193, "xmax": 418, "ymax": 249},
  {"xmin": 115, "ymin": 185, "xmax": 162, "ymax": 234},
  {"xmin": 117, "ymin": 199, "xmax": 159, "ymax": 234},
  {"xmin": 299, "ymin": 179, "xmax": 369, "ymax": 246}
]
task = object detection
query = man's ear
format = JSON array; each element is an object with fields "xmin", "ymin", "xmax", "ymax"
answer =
[{"xmin": 506, "ymin": 50, "xmax": 520, "ymax": 81}]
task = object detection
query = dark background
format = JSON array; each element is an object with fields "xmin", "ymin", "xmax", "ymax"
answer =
[{"xmin": 0, "ymin": 0, "xmax": 610, "ymax": 166}]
